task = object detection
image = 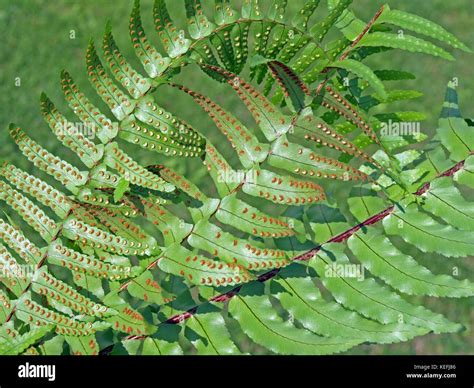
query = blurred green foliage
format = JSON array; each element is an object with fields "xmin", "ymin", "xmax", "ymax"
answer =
[{"xmin": 0, "ymin": 0, "xmax": 472, "ymax": 355}]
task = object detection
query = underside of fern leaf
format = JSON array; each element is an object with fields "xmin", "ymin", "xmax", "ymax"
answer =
[{"xmin": 0, "ymin": 0, "xmax": 472, "ymax": 357}]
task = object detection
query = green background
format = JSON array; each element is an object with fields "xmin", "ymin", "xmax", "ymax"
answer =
[{"xmin": 0, "ymin": 0, "xmax": 472, "ymax": 355}]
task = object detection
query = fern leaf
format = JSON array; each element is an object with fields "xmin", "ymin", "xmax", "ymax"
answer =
[
  {"xmin": 0, "ymin": 162, "xmax": 71, "ymax": 219},
  {"xmin": 64, "ymin": 335, "xmax": 100, "ymax": 356},
  {"xmin": 122, "ymin": 335, "xmax": 183, "ymax": 355},
  {"xmin": 153, "ymin": 0, "xmax": 191, "ymax": 58},
  {"xmin": 207, "ymin": 66, "xmax": 293, "ymax": 141},
  {"xmin": 230, "ymin": 22, "xmax": 250, "ymax": 75},
  {"xmin": 62, "ymin": 217, "xmax": 155, "ymax": 256},
  {"xmin": 292, "ymin": 0, "xmax": 321, "ymax": 30},
  {"xmin": 134, "ymin": 96, "xmax": 204, "ymax": 147},
  {"xmin": 86, "ymin": 41, "xmax": 135, "ymax": 120},
  {"xmin": 269, "ymin": 135, "xmax": 368, "ymax": 181},
  {"xmin": 32, "ymin": 268, "xmax": 115, "ymax": 318},
  {"xmin": 273, "ymin": 274, "xmax": 427, "ymax": 343},
  {"xmin": 229, "ymin": 286, "xmax": 361, "ymax": 355},
  {"xmin": 177, "ymin": 85, "xmax": 268, "ymax": 168},
  {"xmin": 203, "ymin": 141, "xmax": 240, "ymax": 197},
  {"xmin": 104, "ymin": 296, "xmax": 155, "ymax": 335},
  {"xmin": 0, "ymin": 219, "xmax": 43, "ymax": 265},
  {"xmin": 0, "ymin": 324, "xmax": 52, "ymax": 355},
  {"xmin": 437, "ymin": 82, "xmax": 474, "ymax": 161},
  {"xmin": 376, "ymin": 7, "xmax": 471, "ymax": 52},
  {"xmin": 126, "ymin": 270, "xmax": 171, "ymax": 304},
  {"xmin": 141, "ymin": 198, "xmax": 193, "ymax": 245},
  {"xmin": 215, "ymin": 193, "xmax": 294, "ymax": 238},
  {"xmin": 129, "ymin": 0, "xmax": 170, "ymax": 78},
  {"xmin": 454, "ymin": 155, "xmax": 474, "ymax": 189},
  {"xmin": 185, "ymin": 0, "xmax": 214, "ymax": 39},
  {"xmin": 348, "ymin": 228, "xmax": 474, "ymax": 297},
  {"xmin": 214, "ymin": 0, "xmax": 238, "ymax": 25},
  {"xmin": 0, "ymin": 289, "xmax": 12, "ymax": 324},
  {"xmin": 310, "ymin": 0, "xmax": 352, "ymax": 42},
  {"xmin": 185, "ymin": 308, "xmax": 241, "ymax": 354},
  {"xmin": 9, "ymin": 125, "xmax": 87, "ymax": 190},
  {"xmin": 267, "ymin": 61, "xmax": 310, "ymax": 112},
  {"xmin": 383, "ymin": 203, "xmax": 474, "ymax": 258},
  {"xmin": 60, "ymin": 70, "xmax": 118, "ymax": 144},
  {"xmin": 104, "ymin": 142, "xmax": 174, "ymax": 192},
  {"xmin": 242, "ymin": 168, "xmax": 325, "ymax": 205},
  {"xmin": 159, "ymin": 243, "xmax": 251, "ymax": 287},
  {"xmin": 422, "ymin": 177, "xmax": 474, "ymax": 231},
  {"xmin": 188, "ymin": 220, "xmax": 291, "ymax": 270},
  {"xmin": 103, "ymin": 22, "xmax": 152, "ymax": 99},
  {"xmin": 16, "ymin": 293, "xmax": 105, "ymax": 336},
  {"xmin": 331, "ymin": 59, "xmax": 387, "ymax": 99},
  {"xmin": 0, "ymin": 243, "xmax": 29, "ymax": 296},
  {"xmin": 0, "ymin": 181, "xmax": 59, "ymax": 243},
  {"xmin": 40, "ymin": 93, "xmax": 103, "ymax": 168},
  {"xmin": 356, "ymin": 32, "xmax": 454, "ymax": 61},
  {"xmin": 48, "ymin": 241, "xmax": 140, "ymax": 280},
  {"xmin": 310, "ymin": 244, "xmax": 461, "ymax": 333}
]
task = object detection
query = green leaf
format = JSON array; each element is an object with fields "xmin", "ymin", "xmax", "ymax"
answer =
[
  {"xmin": 377, "ymin": 7, "xmax": 471, "ymax": 52},
  {"xmin": 383, "ymin": 203, "xmax": 474, "ymax": 258},
  {"xmin": 454, "ymin": 155, "xmax": 474, "ymax": 189},
  {"xmin": 331, "ymin": 59, "xmax": 387, "ymax": 99},
  {"xmin": 32, "ymin": 268, "xmax": 116, "ymax": 317},
  {"xmin": 153, "ymin": 0, "xmax": 191, "ymax": 58},
  {"xmin": 188, "ymin": 220, "xmax": 291, "ymax": 270},
  {"xmin": 160, "ymin": 243, "xmax": 252, "ymax": 287},
  {"xmin": 0, "ymin": 181, "xmax": 59, "ymax": 243},
  {"xmin": 9, "ymin": 125, "xmax": 87, "ymax": 190},
  {"xmin": 437, "ymin": 82, "xmax": 473, "ymax": 161},
  {"xmin": 0, "ymin": 324, "xmax": 53, "ymax": 355},
  {"xmin": 268, "ymin": 135, "xmax": 368, "ymax": 181},
  {"xmin": 0, "ymin": 162, "xmax": 72, "ymax": 219},
  {"xmin": 179, "ymin": 85, "xmax": 268, "ymax": 168},
  {"xmin": 185, "ymin": 0, "xmax": 215, "ymax": 39},
  {"xmin": 292, "ymin": 0, "xmax": 321, "ymax": 30},
  {"xmin": 40, "ymin": 93, "xmax": 103, "ymax": 168},
  {"xmin": 86, "ymin": 41, "xmax": 135, "ymax": 120},
  {"xmin": 267, "ymin": 61, "xmax": 310, "ymax": 112},
  {"xmin": 114, "ymin": 178, "xmax": 130, "ymax": 202},
  {"xmin": 229, "ymin": 287, "xmax": 361, "ymax": 355},
  {"xmin": 309, "ymin": 244, "xmax": 461, "ymax": 333},
  {"xmin": 356, "ymin": 32, "xmax": 454, "ymax": 61},
  {"xmin": 310, "ymin": 0, "xmax": 352, "ymax": 42},
  {"xmin": 62, "ymin": 217, "xmax": 156, "ymax": 256},
  {"xmin": 0, "ymin": 219, "xmax": 43, "ymax": 265},
  {"xmin": 48, "ymin": 241, "xmax": 141, "ymax": 280},
  {"xmin": 60, "ymin": 70, "xmax": 118, "ymax": 144},
  {"xmin": 104, "ymin": 142, "xmax": 175, "ymax": 192},
  {"xmin": 214, "ymin": 0, "xmax": 238, "ymax": 25},
  {"xmin": 215, "ymin": 193, "xmax": 294, "ymax": 238},
  {"xmin": 242, "ymin": 168, "xmax": 325, "ymax": 205},
  {"xmin": 64, "ymin": 335, "xmax": 99, "ymax": 355},
  {"xmin": 130, "ymin": 0, "xmax": 170, "ymax": 78},
  {"xmin": 103, "ymin": 22, "xmax": 152, "ymax": 99},
  {"xmin": 0, "ymin": 243, "xmax": 29, "ymax": 296},
  {"xmin": 16, "ymin": 293, "xmax": 105, "ymax": 336},
  {"xmin": 134, "ymin": 95, "xmax": 204, "ymax": 147},
  {"xmin": 423, "ymin": 177, "xmax": 474, "ymax": 231},
  {"xmin": 207, "ymin": 66, "xmax": 293, "ymax": 141},
  {"xmin": 126, "ymin": 270, "xmax": 171, "ymax": 304},
  {"xmin": 348, "ymin": 228, "xmax": 474, "ymax": 297},
  {"xmin": 185, "ymin": 307, "xmax": 241, "ymax": 354},
  {"xmin": 273, "ymin": 274, "xmax": 427, "ymax": 343}
]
